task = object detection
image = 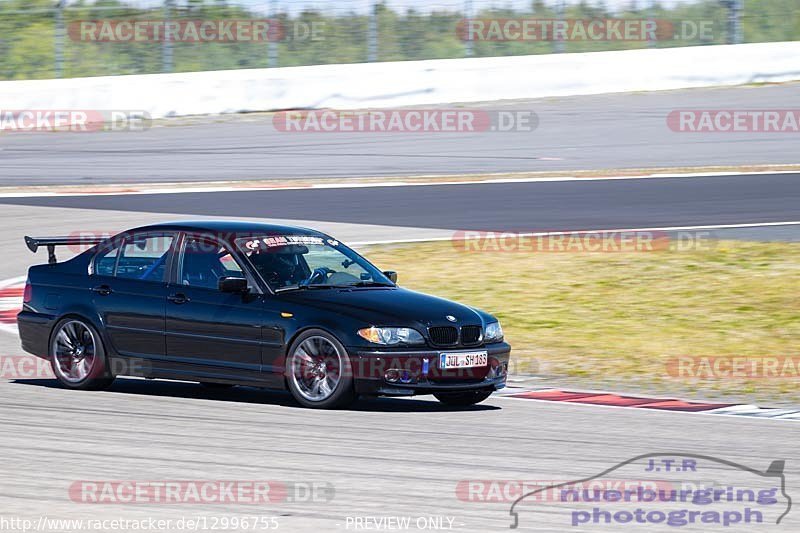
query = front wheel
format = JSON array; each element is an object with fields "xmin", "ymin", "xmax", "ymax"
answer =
[
  {"xmin": 50, "ymin": 318, "xmax": 115, "ymax": 391},
  {"xmin": 434, "ymin": 389, "xmax": 493, "ymax": 406},
  {"xmin": 285, "ymin": 329, "xmax": 355, "ymax": 409}
]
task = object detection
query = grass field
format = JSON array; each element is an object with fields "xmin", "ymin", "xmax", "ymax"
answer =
[{"xmin": 364, "ymin": 237, "xmax": 800, "ymax": 403}]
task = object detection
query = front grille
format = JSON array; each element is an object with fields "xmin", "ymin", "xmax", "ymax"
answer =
[
  {"xmin": 428, "ymin": 326, "xmax": 458, "ymax": 346},
  {"xmin": 460, "ymin": 325, "xmax": 483, "ymax": 345}
]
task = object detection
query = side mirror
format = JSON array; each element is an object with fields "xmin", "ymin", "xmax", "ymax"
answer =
[
  {"xmin": 383, "ymin": 270, "xmax": 398, "ymax": 283},
  {"xmin": 219, "ymin": 276, "xmax": 249, "ymax": 293}
]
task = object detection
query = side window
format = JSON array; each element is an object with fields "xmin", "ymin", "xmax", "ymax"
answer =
[
  {"xmin": 179, "ymin": 237, "xmax": 244, "ymax": 290},
  {"xmin": 305, "ymin": 247, "xmax": 370, "ymax": 279},
  {"xmin": 94, "ymin": 246, "xmax": 119, "ymax": 277},
  {"xmin": 219, "ymin": 252, "xmax": 243, "ymax": 274},
  {"xmin": 116, "ymin": 234, "xmax": 174, "ymax": 282}
]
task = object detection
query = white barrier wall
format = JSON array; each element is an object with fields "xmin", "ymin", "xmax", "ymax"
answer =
[{"xmin": 1, "ymin": 41, "xmax": 799, "ymax": 119}]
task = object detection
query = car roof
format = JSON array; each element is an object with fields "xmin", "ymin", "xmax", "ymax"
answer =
[{"xmin": 126, "ymin": 220, "xmax": 326, "ymax": 238}]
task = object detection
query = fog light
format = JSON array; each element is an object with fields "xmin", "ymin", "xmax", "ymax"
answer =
[
  {"xmin": 496, "ymin": 361, "xmax": 508, "ymax": 378},
  {"xmin": 385, "ymin": 369, "xmax": 400, "ymax": 383},
  {"xmin": 399, "ymin": 370, "xmax": 414, "ymax": 384},
  {"xmin": 489, "ymin": 360, "xmax": 507, "ymax": 379}
]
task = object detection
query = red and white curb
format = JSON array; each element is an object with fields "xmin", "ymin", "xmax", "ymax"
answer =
[
  {"xmin": 0, "ymin": 276, "xmax": 25, "ymax": 336},
  {"xmin": 498, "ymin": 388, "xmax": 800, "ymax": 421}
]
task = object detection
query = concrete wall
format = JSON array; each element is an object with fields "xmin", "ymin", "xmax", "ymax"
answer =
[{"xmin": 1, "ymin": 41, "xmax": 798, "ymax": 119}]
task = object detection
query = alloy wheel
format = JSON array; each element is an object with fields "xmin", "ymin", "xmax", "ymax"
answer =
[{"xmin": 52, "ymin": 320, "xmax": 97, "ymax": 383}]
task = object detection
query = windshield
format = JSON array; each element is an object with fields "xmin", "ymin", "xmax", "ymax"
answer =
[{"xmin": 235, "ymin": 235, "xmax": 392, "ymax": 292}]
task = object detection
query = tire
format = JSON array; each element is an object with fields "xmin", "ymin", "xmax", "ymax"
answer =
[
  {"xmin": 433, "ymin": 389, "xmax": 493, "ymax": 406},
  {"xmin": 49, "ymin": 317, "xmax": 115, "ymax": 391},
  {"xmin": 285, "ymin": 329, "xmax": 356, "ymax": 409}
]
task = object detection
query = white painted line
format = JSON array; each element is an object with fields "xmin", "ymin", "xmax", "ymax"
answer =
[
  {"xmin": 350, "ymin": 221, "xmax": 800, "ymax": 246},
  {"xmin": 703, "ymin": 410, "xmax": 799, "ymax": 422},
  {"xmin": 706, "ymin": 405, "xmax": 800, "ymax": 418},
  {"xmin": 0, "ymin": 276, "xmax": 26, "ymax": 288},
  {"xmin": 0, "ymin": 169, "xmax": 798, "ymax": 198},
  {"xmin": 499, "ymin": 395, "xmax": 800, "ymax": 421},
  {"xmin": 704, "ymin": 404, "xmax": 764, "ymax": 414}
]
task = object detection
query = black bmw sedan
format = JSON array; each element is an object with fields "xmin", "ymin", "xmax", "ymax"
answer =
[{"xmin": 18, "ymin": 221, "xmax": 511, "ymax": 408}]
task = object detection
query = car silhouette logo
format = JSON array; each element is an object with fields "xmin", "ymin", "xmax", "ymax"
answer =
[
  {"xmin": 509, "ymin": 452, "xmax": 792, "ymax": 529},
  {"xmin": 446, "ymin": 315, "xmax": 457, "ymax": 322}
]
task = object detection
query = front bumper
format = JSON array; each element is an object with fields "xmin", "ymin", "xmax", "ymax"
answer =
[{"xmin": 349, "ymin": 342, "xmax": 511, "ymax": 396}]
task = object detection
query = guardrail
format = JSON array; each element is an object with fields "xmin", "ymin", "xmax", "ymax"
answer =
[{"xmin": 1, "ymin": 41, "xmax": 798, "ymax": 119}]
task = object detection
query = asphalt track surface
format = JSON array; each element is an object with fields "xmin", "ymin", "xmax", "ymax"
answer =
[
  {"xmin": 1, "ymin": 379, "xmax": 797, "ymax": 533},
  {"xmin": 1, "ymin": 173, "xmax": 799, "ymax": 232},
  {"xmin": 0, "ymin": 83, "xmax": 799, "ymax": 185}
]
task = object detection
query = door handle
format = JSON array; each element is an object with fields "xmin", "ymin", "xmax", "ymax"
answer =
[
  {"xmin": 167, "ymin": 293, "xmax": 190, "ymax": 304},
  {"xmin": 91, "ymin": 284, "xmax": 113, "ymax": 296}
]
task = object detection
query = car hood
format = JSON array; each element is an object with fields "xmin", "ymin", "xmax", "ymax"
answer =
[{"xmin": 277, "ymin": 287, "xmax": 491, "ymax": 327}]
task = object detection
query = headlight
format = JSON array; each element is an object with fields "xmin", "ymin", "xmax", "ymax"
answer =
[
  {"xmin": 358, "ymin": 327, "xmax": 425, "ymax": 345},
  {"xmin": 485, "ymin": 321, "xmax": 504, "ymax": 342}
]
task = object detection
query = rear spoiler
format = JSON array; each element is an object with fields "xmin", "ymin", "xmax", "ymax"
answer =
[{"xmin": 25, "ymin": 236, "xmax": 106, "ymax": 264}]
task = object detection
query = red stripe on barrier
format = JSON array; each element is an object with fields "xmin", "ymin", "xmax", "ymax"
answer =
[
  {"xmin": 562, "ymin": 394, "xmax": 662, "ymax": 407},
  {"xmin": 0, "ymin": 288, "xmax": 23, "ymax": 298},
  {"xmin": 636, "ymin": 400, "xmax": 734, "ymax": 412},
  {"xmin": 509, "ymin": 389, "xmax": 733, "ymax": 412},
  {"xmin": 0, "ymin": 309, "xmax": 19, "ymax": 324},
  {"xmin": 511, "ymin": 390, "xmax": 598, "ymax": 401}
]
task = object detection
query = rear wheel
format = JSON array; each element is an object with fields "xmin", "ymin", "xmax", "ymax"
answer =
[
  {"xmin": 50, "ymin": 318, "xmax": 115, "ymax": 391},
  {"xmin": 434, "ymin": 389, "xmax": 493, "ymax": 406},
  {"xmin": 285, "ymin": 329, "xmax": 355, "ymax": 409}
]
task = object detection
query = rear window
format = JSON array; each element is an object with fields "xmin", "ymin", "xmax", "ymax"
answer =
[
  {"xmin": 94, "ymin": 246, "xmax": 118, "ymax": 277},
  {"xmin": 93, "ymin": 233, "xmax": 174, "ymax": 282}
]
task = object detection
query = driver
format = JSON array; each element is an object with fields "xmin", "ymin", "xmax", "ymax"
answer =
[{"xmin": 249, "ymin": 246, "xmax": 310, "ymax": 288}]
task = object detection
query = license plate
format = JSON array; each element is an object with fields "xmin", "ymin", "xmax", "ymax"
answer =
[{"xmin": 439, "ymin": 351, "xmax": 488, "ymax": 369}]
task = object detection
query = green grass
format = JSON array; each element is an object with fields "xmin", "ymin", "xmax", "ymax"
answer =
[{"xmin": 363, "ymin": 239, "xmax": 800, "ymax": 403}]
